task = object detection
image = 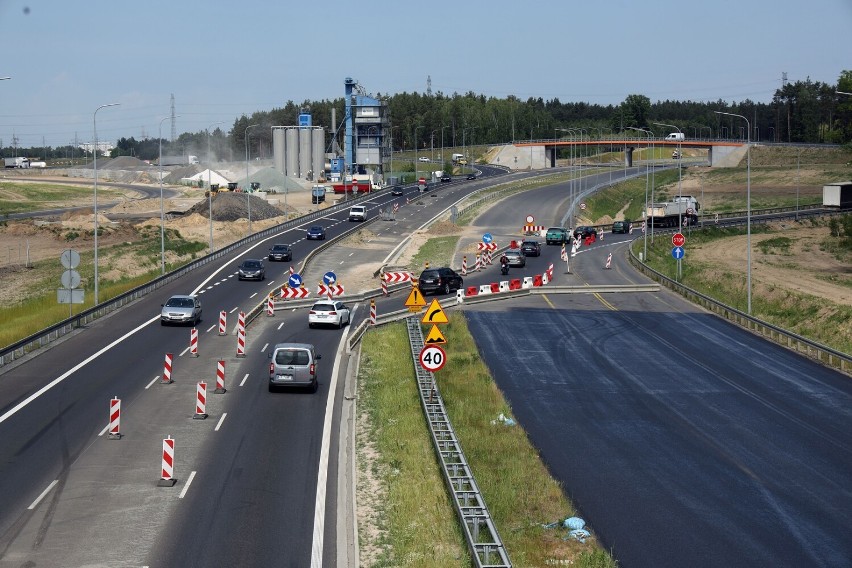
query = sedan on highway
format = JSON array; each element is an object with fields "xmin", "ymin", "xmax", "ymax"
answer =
[
  {"xmin": 520, "ymin": 240, "xmax": 542, "ymax": 256},
  {"xmin": 160, "ymin": 294, "xmax": 202, "ymax": 326},
  {"xmin": 238, "ymin": 259, "xmax": 265, "ymax": 281},
  {"xmin": 306, "ymin": 225, "xmax": 326, "ymax": 240},
  {"xmin": 308, "ymin": 300, "xmax": 351, "ymax": 329},
  {"xmin": 503, "ymin": 250, "xmax": 526, "ymax": 268},
  {"xmin": 267, "ymin": 243, "xmax": 292, "ymax": 261},
  {"xmin": 390, "ymin": 186, "xmax": 404, "ymax": 196}
]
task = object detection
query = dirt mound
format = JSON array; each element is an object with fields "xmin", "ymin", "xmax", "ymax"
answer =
[
  {"xmin": 184, "ymin": 192, "xmax": 284, "ymax": 222},
  {"xmin": 164, "ymin": 165, "xmax": 202, "ymax": 184},
  {"xmin": 103, "ymin": 156, "xmax": 152, "ymax": 170}
]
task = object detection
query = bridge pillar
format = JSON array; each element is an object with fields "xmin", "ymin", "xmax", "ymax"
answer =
[
  {"xmin": 546, "ymin": 145, "xmax": 557, "ymax": 168},
  {"xmin": 624, "ymin": 146, "xmax": 634, "ymax": 167}
]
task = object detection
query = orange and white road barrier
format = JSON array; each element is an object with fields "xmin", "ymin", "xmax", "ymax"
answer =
[
  {"xmin": 218, "ymin": 311, "xmax": 227, "ymax": 336},
  {"xmin": 190, "ymin": 328, "xmax": 199, "ymax": 357},
  {"xmin": 236, "ymin": 311, "xmax": 246, "ymax": 358},
  {"xmin": 370, "ymin": 299, "xmax": 377, "ymax": 325},
  {"xmin": 162, "ymin": 353, "xmax": 174, "ymax": 384},
  {"xmin": 158, "ymin": 436, "xmax": 176, "ymax": 487},
  {"xmin": 194, "ymin": 382, "xmax": 208, "ymax": 420},
  {"xmin": 214, "ymin": 360, "xmax": 227, "ymax": 394},
  {"xmin": 108, "ymin": 396, "xmax": 121, "ymax": 440}
]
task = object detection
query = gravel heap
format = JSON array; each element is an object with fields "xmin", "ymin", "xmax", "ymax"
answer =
[
  {"xmin": 236, "ymin": 166, "xmax": 309, "ymax": 195},
  {"xmin": 80, "ymin": 156, "xmax": 154, "ymax": 170},
  {"xmin": 183, "ymin": 192, "xmax": 285, "ymax": 222},
  {"xmin": 164, "ymin": 165, "xmax": 202, "ymax": 183}
]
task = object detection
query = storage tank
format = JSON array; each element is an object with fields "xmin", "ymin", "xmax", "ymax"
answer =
[
  {"xmin": 285, "ymin": 128, "xmax": 299, "ymax": 177},
  {"xmin": 299, "ymin": 127, "xmax": 312, "ymax": 178},
  {"xmin": 273, "ymin": 128, "xmax": 286, "ymax": 174},
  {"xmin": 311, "ymin": 127, "xmax": 324, "ymax": 180}
]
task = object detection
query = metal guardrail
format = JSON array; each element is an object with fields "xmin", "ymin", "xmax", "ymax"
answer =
[
  {"xmin": 627, "ymin": 247, "xmax": 852, "ymax": 375},
  {"xmin": 405, "ymin": 315, "xmax": 512, "ymax": 568},
  {"xmin": 0, "ymin": 190, "xmax": 384, "ymax": 369}
]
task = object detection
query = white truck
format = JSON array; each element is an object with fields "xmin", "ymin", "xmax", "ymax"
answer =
[
  {"xmin": 646, "ymin": 195, "xmax": 699, "ymax": 228},
  {"xmin": 451, "ymin": 153, "xmax": 464, "ymax": 163},
  {"xmin": 4, "ymin": 157, "xmax": 30, "ymax": 168},
  {"xmin": 160, "ymin": 155, "xmax": 199, "ymax": 166},
  {"xmin": 823, "ymin": 182, "xmax": 852, "ymax": 208}
]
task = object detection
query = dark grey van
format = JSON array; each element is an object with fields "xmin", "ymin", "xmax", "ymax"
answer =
[{"xmin": 268, "ymin": 343, "xmax": 321, "ymax": 392}]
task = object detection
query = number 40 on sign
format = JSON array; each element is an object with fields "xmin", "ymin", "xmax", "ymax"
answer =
[{"xmin": 419, "ymin": 345, "xmax": 446, "ymax": 372}]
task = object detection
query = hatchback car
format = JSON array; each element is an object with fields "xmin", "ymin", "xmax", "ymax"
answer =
[
  {"xmin": 238, "ymin": 259, "xmax": 265, "ymax": 281},
  {"xmin": 160, "ymin": 294, "xmax": 202, "ymax": 326},
  {"xmin": 503, "ymin": 250, "xmax": 526, "ymax": 268},
  {"xmin": 440, "ymin": 175, "xmax": 452, "ymax": 183},
  {"xmin": 306, "ymin": 225, "xmax": 326, "ymax": 240},
  {"xmin": 520, "ymin": 240, "xmax": 542, "ymax": 257},
  {"xmin": 390, "ymin": 186, "xmax": 404, "ymax": 196},
  {"xmin": 268, "ymin": 243, "xmax": 292, "ymax": 262},
  {"xmin": 308, "ymin": 300, "xmax": 351, "ymax": 329},
  {"xmin": 418, "ymin": 267, "xmax": 464, "ymax": 295},
  {"xmin": 268, "ymin": 342, "xmax": 321, "ymax": 392},
  {"xmin": 612, "ymin": 220, "xmax": 632, "ymax": 234},
  {"xmin": 573, "ymin": 226, "xmax": 598, "ymax": 240},
  {"xmin": 466, "ymin": 173, "xmax": 477, "ymax": 180},
  {"xmin": 418, "ymin": 156, "xmax": 430, "ymax": 162}
]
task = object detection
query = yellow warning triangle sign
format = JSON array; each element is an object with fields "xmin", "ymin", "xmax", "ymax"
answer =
[
  {"xmin": 423, "ymin": 324, "xmax": 447, "ymax": 345},
  {"xmin": 404, "ymin": 286, "xmax": 427, "ymax": 309},
  {"xmin": 421, "ymin": 298, "xmax": 449, "ymax": 324}
]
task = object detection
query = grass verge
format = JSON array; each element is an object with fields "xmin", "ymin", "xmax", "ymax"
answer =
[{"xmin": 358, "ymin": 319, "xmax": 617, "ymax": 567}]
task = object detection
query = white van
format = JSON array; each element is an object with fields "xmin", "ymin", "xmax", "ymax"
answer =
[
  {"xmin": 665, "ymin": 132, "xmax": 685, "ymax": 141},
  {"xmin": 348, "ymin": 205, "xmax": 367, "ymax": 222}
]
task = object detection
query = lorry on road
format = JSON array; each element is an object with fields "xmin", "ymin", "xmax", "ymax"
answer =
[
  {"xmin": 823, "ymin": 182, "xmax": 852, "ymax": 208},
  {"xmin": 159, "ymin": 155, "xmax": 199, "ymax": 166},
  {"xmin": 4, "ymin": 157, "xmax": 30, "ymax": 168},
  {"xmin": 451, "ymin": 153, "xmax": 464, "ymax": 163},
  {"xmin": 645, "ymin": 195, "xmax": 699, "ymax": 228}
]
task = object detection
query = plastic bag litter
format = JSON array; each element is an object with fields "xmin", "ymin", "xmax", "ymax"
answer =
[
  {"xmin": 563, "ymin": 517, "xmax": 585, "ymax": 530},
  {"xmin": 490, "ymin": 413, "xmax": 516, "ymax": 426},
  {"xmin": 565, "ymin": 529, "xmax": 591, "ymax": 543}
]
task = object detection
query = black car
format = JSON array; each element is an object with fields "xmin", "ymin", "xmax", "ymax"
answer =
[
  {"xmin": 573, "ymin": 226, "xmax": 598, "ymax": 240},
  {"xmin": 440, "ymin": 175, "xmax": 452, "ymax": 183},
  {"xmin": 390, "ymin": 185, "xmax": 404, "ymax": 196},
  {"xmin": 418, "ymin": 267, "xmax": 464, "ymax": 295},
  {"xmin": 238, "ymin": 259, "xmax": 266, "ymax": 281},
  {"xmin": 520, "ymin": 240, "xmax": 541, "ymax": 257},
  {"xmin": 611, "ymin": 220, "xmax": 632, "ymax": 234},
  {"xmin": 466, "ymin": 173, "xmax": 476, "ymax": 180},
  {"xmin": 268, "ymin": 243, "xmax": 292, "ymax": 261},
  {"xmin": 306, "ymin": 225, "xmax": 326, "ymax": 240}
]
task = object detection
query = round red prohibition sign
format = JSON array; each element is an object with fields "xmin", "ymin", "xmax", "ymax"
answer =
[{"xmin": 419, "ymin": 345, "xmax": 447, "ymax": 372}]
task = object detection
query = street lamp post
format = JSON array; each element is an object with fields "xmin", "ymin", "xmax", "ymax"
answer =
[
  {"xmin": 715, "ymin": 111, "xmax": 751, "ymax": 315},
  {"xmin": 245, "ymin": 124, "xmax": 260, "ymax": 235},
  {"xmin": 652, "ymin": 122, "xmax": 683, "ymax": 226},
  {"xmin": 158, "ymin": 115, "xmax": 180, "ymax": 275},
  {"xmin": 628, "ymin": 127, "xmax": 652, "ymax": 262},
  {"xmin": 414, "ymin": 125, "xmax": 424, "ymax": 183},
  {"xmin": 441, "ymin": 125, "xmax": 449, "ymax": 164},
  {"xmin": 207, "ymin": 121, "xmax": 224, "ymax": 254},
  {"xmin": 93, "ymin": 102, "xmax": 120, "ymax": 305}
]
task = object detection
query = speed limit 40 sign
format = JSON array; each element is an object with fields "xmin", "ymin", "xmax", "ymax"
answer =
[{"xmin": 419, "ymin": 345, "xmax": 447, "ymax": 372}]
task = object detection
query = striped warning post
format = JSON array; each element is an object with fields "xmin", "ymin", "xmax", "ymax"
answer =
[
  {"xmin": 162, "ymin": 353, "xmax": 174, "ymax": 384},
  {"xmin": 108, "ymin": 396, "xmax": 121, "ymax": 439},
  {"xmin": 266, "ymin": 293, "xmax": 274, "ymax": 316},
  {"xmin": 289, "ymin": 265, "xmax": 295, "ymax": 276},
  {"xmin": 194, "ymin": 382, "xmax": 208, "ymax": 419},
  {"xmin": 381, "ymin": 277, "xmax": 388, "ymax": 297},
  {"xmin": 214, "ymin": 360, "xmax": 226, "ymax": 394},
  {"xmin": 158, "ymin": 436, "xmax": 177, "ymax": 486},
  {"xmin": 605, "ymin": 252, "xmax": 612, "ymax": 269},
  {"xmin": 474, "ymin": 254, "xmax": 481, "ymax": 271},
  {"xmin": 190, "ymin": 328, "xmax": 198, "ymax": 357},
  {"xmin": 462, "ymin": 255, "xmax": 467, "ymax": 276},
  {"xmin": 218, "ymin": 311, "xmax": 227, "ymax": 336},
  {"xmin": 369, "ymin": 299, "xmax": 377, "ymax": 325},
  {"xmin": 236, "ymin": 312, "xmax": 246, "ymax": 358}
]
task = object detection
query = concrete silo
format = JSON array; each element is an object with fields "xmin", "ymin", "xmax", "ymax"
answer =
[
  {"xmin": 273, "ymin": 128, "xmax": 286, "ymax": 174},
  {"xmin": 285, "ymin": 127, "xmax": 299, "ymax": 177},
  {"xmin": 298, "ymin": 127, "xmax": 312, "ymax": 178},
  {"xmin": 311, "ymin": 127, "xmax": 324, "ymax": 181}
]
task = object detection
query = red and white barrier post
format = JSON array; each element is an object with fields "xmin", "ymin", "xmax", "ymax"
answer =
[
  {"xmin": 381, "ymin": 277, "xmax": 388, "ymax": 297},
  {"xmin": 194, "ymin": 381, "xmax": 208, "ymax": 420},
  {"xmin": 370, "ymin": 299, "xmax": 377, "ymax": 325},
  {"xmin": 266, "ymin": 293, "xmax": 274, "ymax": 316},
  {"xmin": 108, "ymin": 396, "xmax": 121, "ymax": 439},
  {"xmin": 158, "ymin": 436, "xmax": 176, "ymax": 487},
  {"xmin": 190, "ymin": 327, "xmax": 199, "ymax": 357},
  {"xmin": 162, "ymin": 352, "xmax": 174, "ymax": 384},
  {"xmin": 218, "ymin": 310, "xmax": 227, "ymax": 336},
  {"xmin": 605, "ymin": 252, "xmax": 612, "ymax": 269},
  {"xmin": 462, "ymin": 255, "xmax": 467, "ymax": 276},
  {"xmin": 214, "ymin": 360, "xmax": 226, "ymax": 394},
  {"xmin": 236, "ymin": 311, "xmax": 246, "ymax": 358}
]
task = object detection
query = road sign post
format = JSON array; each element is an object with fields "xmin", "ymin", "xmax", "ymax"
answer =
[{"xmin": 419, "ymin": 345, "xmax": 447, "ymax": 372}]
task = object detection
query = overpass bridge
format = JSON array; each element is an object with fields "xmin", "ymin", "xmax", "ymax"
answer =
[{"xmin": 507, "ymin": 138, "xmax": 747, "ymax": 168}]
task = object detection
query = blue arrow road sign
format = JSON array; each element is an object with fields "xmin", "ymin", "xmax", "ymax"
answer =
[
  {"xmin": 323, "ymin": 271, "xmax": 337, "ymax": 285},
  {"xmin": 671, "ymin": 246, "xmax": 685, "ymax": 260},
  {"xmin": 288, "ymin": 274, "xmax": 303, "ymax": 288},
  {"xmin": 482, "ymin": 233, "xmax": 493, "ymax": 244}
]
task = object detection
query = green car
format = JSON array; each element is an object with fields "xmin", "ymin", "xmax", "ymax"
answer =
[{"xmin": 545, "ymin": 227, "xmax": 569, "ymax": 245}]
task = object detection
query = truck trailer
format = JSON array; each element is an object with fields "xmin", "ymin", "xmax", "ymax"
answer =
[
  {"xmin": 4, "ymin": 157, "xmax": 30, "ymax": 168},
  {"xmin": 823, "ymin": 182, "xmax": 852, "ymax": 208},
  {"xmin": 645, "ymin": 195, "xmax": 699, "ymax": 228}
]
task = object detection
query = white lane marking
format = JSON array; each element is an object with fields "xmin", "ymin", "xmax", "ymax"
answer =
[
  {"xmin": 229, "ymin": 307, "xmax": 239, "ymax": 314},
  {"xmin": 239, "ymin": 373, "xmax": 249, "ymax": 387},
  {"xmin": 178, "ymin": 345, "xmax": 190, "ymax": 357},
  {"xmin": 267, "ymin": 280, "xmax": 276, "ymax": 287},
  {"xmin": 215, "ymin": 413, "xmax": 227, "ymax": 432},
  {"xmin": 213, "ymin": 282, "xmax": 221, "ymax": 286},
  {"xmin": 28, "ymin": 480, "xmax": 58, "ymax": 510},
  {"xmin": 309, "ymin": 331, "xmax": 348, "ymax": 567},
  {"xmin": 146, "ymin": 376, "xmax": 160, "ymax": 389},
  {"xmin": 179, "ymin": 471, "xmax": 197, "ymax": 499},
  {"xmin": 348, "ymin": 252, "xmax": 354, "ymax": 257},
  {"xmin": 277, "ymin": 322, "xmax": 285, "ymax": 330},
  {"xmin": 261, "ymin": 343, "xmax": 269, "ymax": 352},
  {"xmin": 250, "ymin": 292, "xmax": 258, "ymax": 299},
  {"xmin": 206, "ymin": 324, "xmax": 216, "ymax": 333}
]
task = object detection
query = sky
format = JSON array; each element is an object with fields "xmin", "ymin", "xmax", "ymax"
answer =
[{"xmin": 0, "ymin": 0, "xmax": 849, "ymax": 148}]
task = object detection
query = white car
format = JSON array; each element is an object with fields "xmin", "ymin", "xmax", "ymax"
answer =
[
  {"xmin": 418, "ymin": 156, "xmax": 430, "ymax": 162},
  {"xmin": 308, "ymin": 300, "xmax": 351, "ymax": 329}
]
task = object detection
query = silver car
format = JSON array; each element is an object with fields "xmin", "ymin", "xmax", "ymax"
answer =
[
  {"xmin": 160, "ymin": 294, "xmax": 202, "ymax": 326},
  {"xmin": 268, "ymin": 343, "xmax": 321, "ymax": 392}
]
